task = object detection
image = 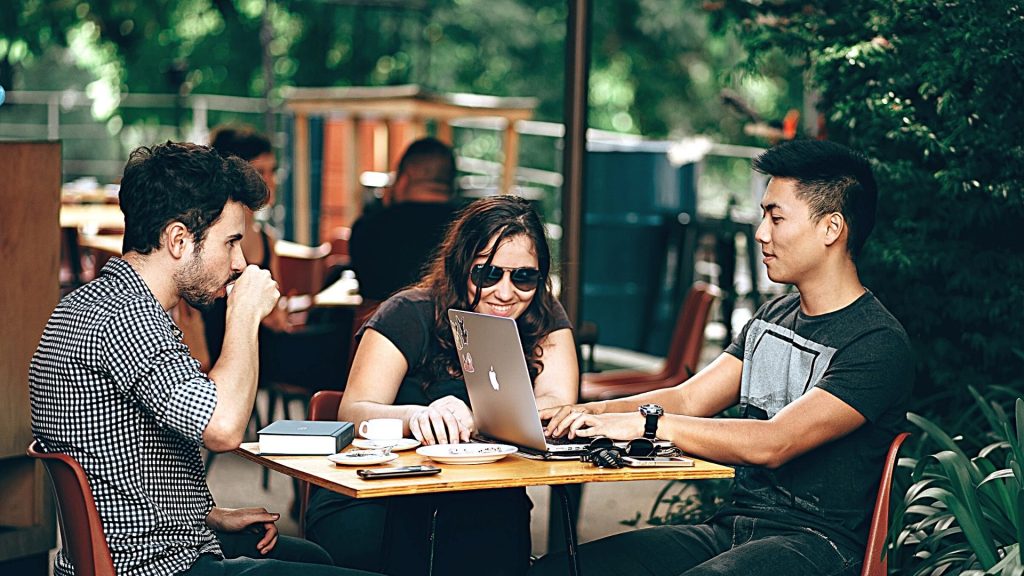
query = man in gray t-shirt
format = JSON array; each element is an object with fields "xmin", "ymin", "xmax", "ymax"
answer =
[{"xmin": 533, "ymin": 140, "xmax": 913, "ymax": 576}]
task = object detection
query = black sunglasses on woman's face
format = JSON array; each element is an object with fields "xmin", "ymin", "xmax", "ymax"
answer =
[{"xmin": 470, "ymin": 264, "xmax": 541, "ymax": 291}]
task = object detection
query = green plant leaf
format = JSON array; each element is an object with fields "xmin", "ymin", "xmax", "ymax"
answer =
[
  {"xmin": 931, "ymin": 451, "xmax": 1000, "ymax": 568},
  {"xmin": 909, "ymin": 412, "xmax": 975, "ymax": 466}
]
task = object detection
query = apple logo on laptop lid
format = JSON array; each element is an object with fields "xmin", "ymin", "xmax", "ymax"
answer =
[{"xmin": 488, "ymin": 366, "xmax": 500, "ymax": 391}]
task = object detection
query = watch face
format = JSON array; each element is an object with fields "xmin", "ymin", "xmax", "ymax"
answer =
[{"xmin": 640, "ymin": 404, "xmax": 664, "ymax": 417}]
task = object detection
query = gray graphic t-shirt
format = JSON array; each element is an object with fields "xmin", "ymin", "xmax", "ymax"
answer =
[{"xmin": 721, "ymin": 290, "xmax": 913, "ymax": 553}]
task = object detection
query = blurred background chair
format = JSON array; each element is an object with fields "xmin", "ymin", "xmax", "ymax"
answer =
[
  {"xmin": 27, "ymin": 440, "xmax": 116, "ymax": 576},
  {"xmin": 580, "ymin": 282, "xmax": 720, "ymax": 401}
]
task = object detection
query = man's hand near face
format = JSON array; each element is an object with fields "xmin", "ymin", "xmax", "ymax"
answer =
[{"xmin": 227, "ymin": 265, "xmax": 280, "ymax": 323}]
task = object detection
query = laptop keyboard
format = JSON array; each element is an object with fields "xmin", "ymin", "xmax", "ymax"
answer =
[{"xmin": 547, "ymin": 435, "xmax": 586, "ymax": 446}]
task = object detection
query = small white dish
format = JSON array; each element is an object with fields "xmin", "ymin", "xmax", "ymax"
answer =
[
  {"xmin": 415, "ymin": 443, "xmax": 518, "ymax": 465},
  {"xmin": 327, "ymin": 450, "xmax": 399, "ymax": 466},
  {"xmin": 351, "ymin": 438, "xmax": 421, "ymax": 451}
]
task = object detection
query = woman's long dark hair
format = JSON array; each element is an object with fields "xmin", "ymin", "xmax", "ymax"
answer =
[{"xmin": 416, "ymin": 195, "xmax": 560, "ymax": 388}]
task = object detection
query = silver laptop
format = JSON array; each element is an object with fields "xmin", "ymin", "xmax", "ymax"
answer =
[{"xmin": 447, "ymin": 309, "xmax": 591, "ymax": 459}]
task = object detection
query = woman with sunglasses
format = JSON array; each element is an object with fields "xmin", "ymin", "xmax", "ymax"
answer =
[{"xmin": 305, "ymin": 195, "xmax": 579, "ymax": 576}]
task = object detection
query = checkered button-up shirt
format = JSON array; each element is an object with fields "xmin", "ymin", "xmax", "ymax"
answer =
[{"xmin": 30, "ymin": 258, "xmax": 222, "ymax": 576}]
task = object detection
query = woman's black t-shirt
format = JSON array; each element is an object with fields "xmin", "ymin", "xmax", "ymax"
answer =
[{"xmin": 360, "ymin": 287, "xmax": 572, "ymax": 407}]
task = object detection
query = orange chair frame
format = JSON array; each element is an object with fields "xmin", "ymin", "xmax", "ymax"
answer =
[
  {"xmin": 861, "ymin": 431, "xmax": 910, "ymax": 576},
  {"xmin": 27, "ymin": 440, "xmax": 116, "ymax": 576},
  {"xmin": 581, "ymin": 282, "xmax": 720, "ymax": 401}
]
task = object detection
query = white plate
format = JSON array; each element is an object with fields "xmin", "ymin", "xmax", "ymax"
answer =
[
  {"xmin": 351, "ymin": 438, "xmax": 421, "ymax": 451},
  {"xmin": 415, "ymin": 443, "xmax": 518, "ymax": 465},
  {"xmin": 327, "ymin": 450, "xmax": 399, "ymax": 466}
]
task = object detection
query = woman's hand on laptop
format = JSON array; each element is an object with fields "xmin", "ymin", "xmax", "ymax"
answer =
[
  {"xmin": 410, "ymin": 396, "xmax": 475, "ymax": 445},
  {"xmin": 541, "ymin": 403, "xmax": 606, "ymax": 439}
]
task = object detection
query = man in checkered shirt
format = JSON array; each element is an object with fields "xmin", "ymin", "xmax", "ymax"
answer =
[{"xmin": 30, "ymin": 142, "xmax": 377, "ymax": 576}]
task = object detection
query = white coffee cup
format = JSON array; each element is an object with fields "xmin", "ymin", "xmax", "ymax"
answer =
[{"xmin": 359, "ymin": 418, "xmax": 403, "ymax": 440}]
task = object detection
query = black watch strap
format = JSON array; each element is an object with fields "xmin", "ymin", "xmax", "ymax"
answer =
[{"xmin": 642, "ymin": 414, "xmax": 659, "ymax": 439}]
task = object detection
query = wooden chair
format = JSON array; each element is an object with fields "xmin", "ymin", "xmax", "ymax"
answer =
[
  {"xmin": 298, "ymin": 390, "xmax": 346, "ymax": 537},
  {"xmin": 27, "ymin": 440, "xmax": 116, "ymax": 576},
  {"xmin": 580, "ymin": 282, "xmax": 720, "ymax": 401},
  {"xmin": 261, "ymin": 239, "xmax": 335, "ymax": 423},
  {"xmin": 275, "ymin": 239, "xmax": 332, "ymax": 298},
  {"xmin": 861, "ymin": 431, "xmax": 911, "ymax": 576}
]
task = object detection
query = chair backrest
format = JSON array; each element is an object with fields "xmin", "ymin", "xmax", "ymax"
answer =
[
  {"xmin": 861, "ymin": 431, "xmax": 911, "ymax": 576},
  {"xmin": 27, "ymin": 440, "xmax": 116, "ymax": 576},
  {"xmin": 662, "ymin": 282, "xmax": 721, "ymax": 380},
  {"xmin": 309, "ymin": 390, "xmax": 345, "ymax": 422},
  {"xmin": 275, "ymin": 239, "xmax": 332, "ymax": 296},
  {"xmin": 299, "ymin": 391, "xmax": 346, "ymax": 536}
]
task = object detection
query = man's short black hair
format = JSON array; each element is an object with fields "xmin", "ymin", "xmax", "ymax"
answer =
[
  {"xmin": 119, "ymin": 141, "xmax": 268, "ymax": 255},
  {"xmin": 209, "ymin": 125, "xmax": 273, "ymax": 162},
  {"xmin": 396, "ymin": 137, "xmax": 456, "ymax": 192},
  {"xmin": 753, "ymin": 139, "xmax": 878, "ymax": 260}
]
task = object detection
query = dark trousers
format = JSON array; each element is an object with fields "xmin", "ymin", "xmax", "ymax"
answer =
[
  {"xmin": 529, "ymin": 515, "xmax": 861, "ymax": 576},
  {"xmin": 305, "ymin": 486, "xmax": 532, "ymax": 576},
  {"xmin": 182, "ymin": 530, "xmax": 379, "ymax": 575}
]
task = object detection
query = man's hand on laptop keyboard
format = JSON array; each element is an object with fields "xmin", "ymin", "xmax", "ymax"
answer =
[
  {"xmin": 540, "ymin": 402, "xmax": 606, "ymax": 439},
  {"xmin": 410, "ymin": 395, "xmax": 475, "ymax": 445}
]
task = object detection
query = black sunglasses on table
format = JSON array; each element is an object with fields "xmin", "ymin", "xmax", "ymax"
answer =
[{"xmin": 470, "ymin": 264, "xmax": 541, "ymax": 291}]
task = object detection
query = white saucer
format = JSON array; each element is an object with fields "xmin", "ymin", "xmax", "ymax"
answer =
[
  {"xmin": 327, "ymin": 450, "xmax": 399, "ymax": 466},
  {"xmin": 351, "ymin": 438, "xmax": 421, "ymax": 451},
  {"xmin": 415, "ymin": 443, "xmax": 518, "ymax": 465}
]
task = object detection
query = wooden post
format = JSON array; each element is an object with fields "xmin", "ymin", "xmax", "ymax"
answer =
[
  {"xmin": 293, "ymin": 112, "xmax": 311, "ymax": 245},
  {"xmin": 502, "ymin": 120, "xmax": 520, "ymax": 194}
]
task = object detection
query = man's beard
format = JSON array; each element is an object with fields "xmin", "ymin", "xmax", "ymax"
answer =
[{"xmin": 176, "ymin": 251, "xmax": 236, "ymax": 311}]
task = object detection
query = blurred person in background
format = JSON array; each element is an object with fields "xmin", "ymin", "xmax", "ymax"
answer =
[{"xmin": 348, "ymin": 137, "xmax": 461, "ymax": 302}]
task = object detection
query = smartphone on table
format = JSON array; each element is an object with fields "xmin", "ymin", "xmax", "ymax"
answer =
[
  {"xmin": 356, "ymin": 465, "xmax": 442, "ymax": 479},
  {"xmin": 621, "ymin": 456, "xmax": 694, "ymax": 468}
]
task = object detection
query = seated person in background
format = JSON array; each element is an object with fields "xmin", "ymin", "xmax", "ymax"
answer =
[
  {"xmin": 305, "ymin": 195, "xmax": 579, "ymax": 576},
  {"xmin": 532, "ymin": 140, "xmax": 914, "ymax": 576},
  {"xmin": 348, "ymin": 136, "xmax": 461, "ymax": 302},
  {"xmin": 208, "ymin": 124, "xmax": 348, "ymax": 391},
  {"xmin": 203, "ymin": 124, "xmax": 287, "ymax": 363},
  {"xmin": 29, "ymin": 142, "xmax": 376, "ymax": 576}
]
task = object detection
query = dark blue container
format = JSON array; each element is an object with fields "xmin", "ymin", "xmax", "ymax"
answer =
[{"xmin": 582, "ymin": 140, "xmax": 696, "ymax": 355}]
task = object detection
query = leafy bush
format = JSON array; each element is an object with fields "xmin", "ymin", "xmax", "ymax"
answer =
[{"xmin": 892, "ymin": 388, "xmax": 1024, "ymax": 575}]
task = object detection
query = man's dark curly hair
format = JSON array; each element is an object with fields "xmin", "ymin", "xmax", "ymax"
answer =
[{"xmin": 119, "ymin": 141, "xmax": 268, "ymax": 255}]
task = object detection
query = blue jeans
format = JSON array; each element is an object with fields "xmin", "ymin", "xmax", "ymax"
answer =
[
  {"xmin": 529, "ymin": 514, "xmax": 860, "ymax": 576},
  {"xmin": 181, "ymin": 530, "xmax": 379, "ymax": 575}
]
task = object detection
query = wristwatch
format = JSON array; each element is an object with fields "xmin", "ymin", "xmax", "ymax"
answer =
[{"xmin": 639, "ymin": 404, "xmax": 664, "ymax": 440}]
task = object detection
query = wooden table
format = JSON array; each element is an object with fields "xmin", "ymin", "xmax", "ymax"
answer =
[
  {"xmin": 78, "ymin": 233, "xmax": 123, "ymax": 256},
  {"xmin": 59, "ymin": 205, "xmax": 125, "ymax": 286},
  {"xmin": 59, "ymin": 204, "xmax": 124, "ymax": 232},
  {"xmin": 234, "ymin": 443, "xmax": 733, "ymax": 575}
]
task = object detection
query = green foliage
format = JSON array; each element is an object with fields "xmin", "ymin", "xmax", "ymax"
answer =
[
  {"xmin": 3, "ymin": 0, "xmax": 803, "ymax": 146},
  {"xmin": 892, "ymin": 390, "xmax": 1024, "ymax": 575},
  {"xmin": 715, "ymin": 0, "xmax": 1024, "ymax": 429}
]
